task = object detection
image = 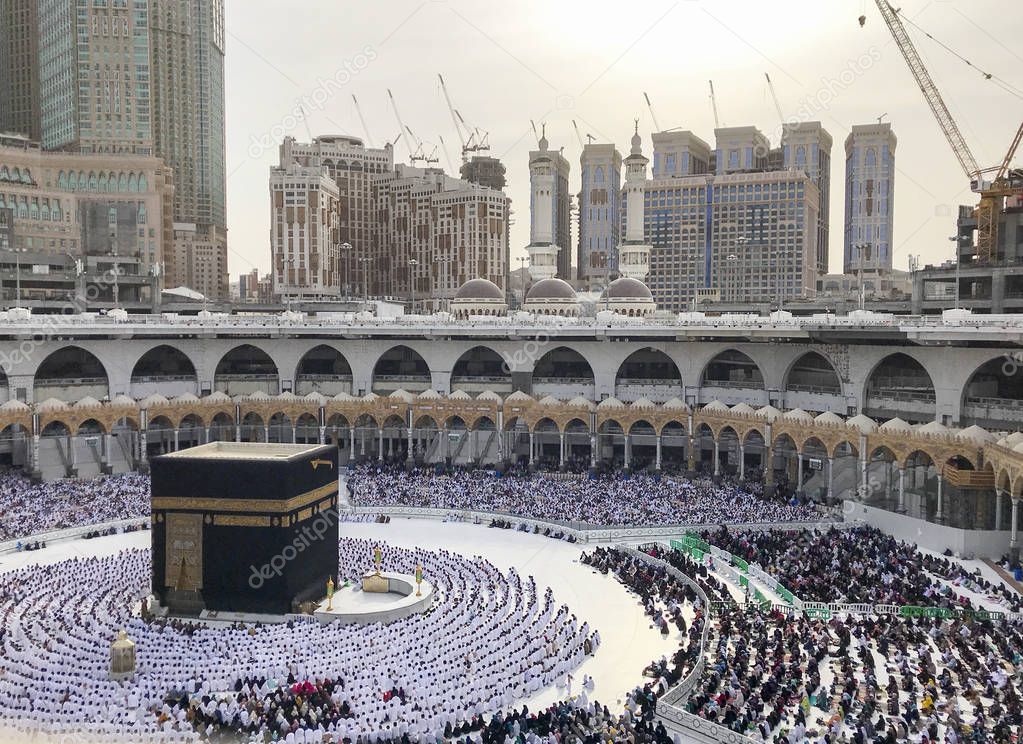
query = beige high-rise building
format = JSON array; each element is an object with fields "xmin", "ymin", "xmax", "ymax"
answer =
[
  {"xmin": 0, "ymin": 133, "xmax": 173, "ymax": 305},
  {"xmin": 272, "ymin": 138, "xmax": 509, "ymax": 309},
  {"xmin": 269, "ymin": 161, "xmax": 341, "ymax": 301},
  {"xmin": 169, "ymin": 222, "xmax": 226, "ymax": 301}
]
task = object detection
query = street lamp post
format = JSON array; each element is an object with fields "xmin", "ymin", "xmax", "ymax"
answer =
[
  {"xmin": 408, "ymin": 258, "xmax": 419, "ymax": 313},
  {"xmin": 948, "ymin": 235, "xmax": 967, "ymax": 311},
  {"xmin": 340, "ymin": 242, "xmax": 352, "ymax": 300}
]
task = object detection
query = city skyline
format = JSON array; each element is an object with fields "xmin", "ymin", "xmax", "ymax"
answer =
[{"xmin": 221, "ymin": 0, "xmax": 1022, "ymax": 280}]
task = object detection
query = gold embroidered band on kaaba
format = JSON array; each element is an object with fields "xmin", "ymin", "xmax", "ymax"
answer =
[{"xmin": 152, "ymin": 482, "xmax": 338, "ymax": 515}]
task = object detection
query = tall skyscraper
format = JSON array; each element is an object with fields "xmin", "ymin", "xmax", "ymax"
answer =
[
  {"xmin": 36, "ymin": 0, "xmax": 154, "ymax": 154},
  {"xmin": 577, "ymin": 143, "xmax": 621, "ymax": 288},
  {"xmin": 713, "ymin": 126, "xmax": 770, "ymax": 174},
  {"xmin": 0, "ymin": 0, "xmax": 41, "ymax": 141},
  {"xmin": 460, "ymin": 155, "xmax": 506, "ymax": 191},
  {"xmin": 1, "ymin": 0, "xmax": 229, "ymax": 298},
  {"xmin": 844, "ymin": 122, "xmax": 896, "ymax": 275},
  {"xmin": 782, "ymin": 122, "xmax": 832, "ymax": 275},
  {"xmin": 150, "ymin": 0, "xmax": 227, "ymax": 299}
]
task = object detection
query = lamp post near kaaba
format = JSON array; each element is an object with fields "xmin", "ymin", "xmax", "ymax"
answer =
[{"xmin": 150, "ymin": 442, "xmax": 340, "ymax": 616}]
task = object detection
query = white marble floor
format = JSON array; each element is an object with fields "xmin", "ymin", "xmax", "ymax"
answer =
[{"xmin": 0, "ymin": 518, "xmax": 676, "ymax": 712}]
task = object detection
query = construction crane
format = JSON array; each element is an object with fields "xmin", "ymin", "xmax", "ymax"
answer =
[
  {"xmin": 764, "ymin": 73, "xmax": 785, "ymax": 129},
  {"xmin": 708, "ymin": 80, "xmax": 720, "ymax": 129},
  {"xmin": 438, "ymin": 74, "xmax": 491, "ymax": 162},
  {"xmin": 870, "ymin": 0, "xmax": 1023, "ymax": 263},
  {"xmin": 351, "ymin": 95, "xmax": 374, "ymax": 147},
  {"xmin": 643, "ymin": 92, "xmax": 661, "ymax": 132},
  {"xmin": 386, "ymin": 89, "xmax": 415, "ymax": 164},
  {"xmin": 571, "ymin": 120, "xmax": 594, "ymax": 147},
  {"xmin": 404, "ymin": 125, "xmax": 439, "ymax": 166}
]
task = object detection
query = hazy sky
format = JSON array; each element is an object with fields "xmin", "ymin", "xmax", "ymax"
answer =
[{"xmin": 222, "ymin": 0, "xmax": 1023, "ymax": 279}]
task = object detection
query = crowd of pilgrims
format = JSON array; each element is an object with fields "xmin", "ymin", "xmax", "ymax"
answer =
[
  {"xmin": 0, "ymin": 539, "xmax": 603, "ymax": 743},
  {"xmin": 698, "ymin": 525, "xmax": 1023, "ymax": 613},
  {"xmin": 585, "ymin": 544, "xmax": 1023, "ymax": 743},
  {"xmin": 349, "ymin": 465, "xmax": 819, "ymax": 526},
  {"xmin": 0, "ymin": 470, "xmax": 149, "ymax": 540}
]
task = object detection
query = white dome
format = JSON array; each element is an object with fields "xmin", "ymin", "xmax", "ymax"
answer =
[
  {"xmin": 0, "ymin": 399, "xmax": 29, "ymax": 411},
  {"xmin": 447, "ymin": 390, "xmax": 472, "ymax": 400},
  {"xmin": 917, "ymin": 420, "xmax": 948, "ymax": 435},
  {"xmin": 247, "ymin": 391, "xmax": 271, "ymax": 401},
  {"xmin": 847, "ymin": 414, "xmax": 877, "ymax": 433},
  {"xmin": 1003, "ymin": 432, "xmax": 1023, "ymax": 447},
  {"xmin": 74, "ymin": 396, "xmax": 103, "ymax": 409},
  {"xmin": 140, "ymin": 393, "xmax": 169, "ymax": 408},
  {"xmin": 476, "ymin": 391, "xmax": 502, "ymax": 402},
  {"xmin": 630, "ymin": 397, "xmax": 656, "ymax": 409},
  {"xmin": 205, "ymin": 391, "xmax": 231, "ymax": 403},
  {"xmin": 814, "ymin": 411, "xmax": 844, "ymax": 425},
  {"xmin": 783, "ymin": 408, "xmax": 813, "ymax": 422},
  {"xmin": 663, "ymin": 397, "xmax": 689, "ymax": 411},
  {"xmin": 568, "ymin": 396, "xmax": 595, "ymax": 409},
  {"xmin": 597, "ymin": 397, "xmax": 626, "ymax": 409},
  {"xmin": 703, "ymin": 400, "xmax": 728, "ymax": 412},
  {"xmin": 537, "ymin": 395, "xmax": 562, "ymax": 406},
  {"xmin": 173, "ymin": 393, "xmax": 200, "ymax": 403},
  {"xmin": 110, "ymin": 394, "xmax": 136, "ymax": 407},
  {"xmin": 505, "ymin": 391, "xmax": 533, "ymax": 403},
  {"xmin": 416, "ymin": 389, "xmax": 441, "ymax": 400},
  {"xmin": 880, "ymin": 417, "xmax": 911, "ymax": 432},
  {"xmin": 756, "ymin": 405, "xmax": 782, "ymax": 421},
  {"xmin": 36, "ymin": 398, "xmax": 69, "ymax": 411},
  {"xmin": 730, "ymin": 402, "xmax": 756, "ymax": 415},
  {"xmin": 389, "ymin": 389, "xmax": 414, "ymax": 402},
  {"xmin": 959, "ymin": 425, "xmax": 995, "ymax": 444}
]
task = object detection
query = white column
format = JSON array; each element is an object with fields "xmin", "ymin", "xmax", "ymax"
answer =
[
  {"xmin": 936, "ymin": 476, "xmax": 944, "ymax": 521},
  {"xmin": 138, "ymin": 431, "xmax": 147, "ymax": 466},
  {"xmin": 69, "ymin": 434, "xmax": 77, "ymax": 469},
  {"xmin": 291, "ymin": 426, "xmax": 297, "ymax": 443},
  {"xmin": 590, "ymin": 431, "xmax": 597, "ymax": 469},
  {"xmin": 796, "ymin": 453, "xmax": 804, "ymax": 493},
  {"xmin": 559, "ymin": 432, "xmax": 566, "ymax": 469},
  {"xmin": 173, "ymin": 429, "xmax": 180, "ymax": 452},
  {"xmin": 406, "ymin": 427, "xmax": 414, "ymax": 462},
  {"xmin": 235, "ymin": 422, "xmax": 241, "ymax": 442},
  {"xmin": 263, "ymin": 425, "xmax": 269, "ymax": 443},
  {"xmin": 319, "ymin": 426, "xmax": 326, "ymax": 445},
  {"xmin": 898, "ymin": 465, "xmax": 905, "ymax": 511},
  {"xmin": 102, "ymin": 433, "xmax": 111, "ymax": 469},
  {"xmin": 528, "ymin": 431, "xmax": 535, "ymax": 466},
  {"xmin": 1011, "ymin": 498, "xmax": 1020, "ymax": 553},
  {"xmin": 738, "ymin": 444, "xmax": 745, "ymax": 480},
  {"xmin": 378, "ymin": 428, "xmax": 384, "ymax": 461},
  {"xmin": 996, "ymin": 492, "xmax": 1003, "ymax": 531},
  {"xmin": 712, "ymin": 438, "xmax": 719, "ymax": 476},
  {"xmin": 827, "ymin": 456, "xmax": 834, "ymax": 501},
  {"xmin": 655, "ymin": 435, "xmax": 662, "ymax": 472},
  {"xmin": 204, "ymin": 426, "xmax": 210, "ymax": 444},
  {"xmin": 624, "ymin": 433, "xmax": 632, "ymax": 470}
]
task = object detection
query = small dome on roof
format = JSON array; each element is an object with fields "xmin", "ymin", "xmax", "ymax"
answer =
[
  {"xmin": 603, "ymin": 277, "xmax": 653, "ymax": 300},
  {"xmin": 74, "ymin": 396, "xmax": 103, "ymax": 409},
  {"xmin": 332, "ymin": 392, "xmax": 355, "ymax": 401},
  {"xmin": 1003, "ymin": 432, "xmax": 1023, "ymax": 447},
  {"xmin": 537, "ymin": 395, "xmax": 562, "ymax": 406},
  {"xmin": 526, "ymin": 277, "xmax": 577, "ymax": 301},
  {"xmin": 847, "ymin": 413, "xmax": 877, "ymax": 433},
  {"xmin": 1013, "ymin": 442, "xmax": 1023, "ymax": 455},
  {"xmin": 597, "ymin": 397, "xmax": 626, "ymax": 409},
  {"xmin": 173, "ymin": 393, "xmax": 200, "ymax": 403},
  {"xmin": 814, "ymin": 411, "xmax": 844, "ymax": 425},
  {"xmin": 304, "ymin": 392, "xmax": 327, "ymax": 404},
  {"xmin": 505, "ymin": 391, "xmax": 533, "ymax": 403},
  {"xmin": 455, "ymin": 278, "xmax": 504, "ymax": 301},
  {"xmin": 702, "ymin": 400, "xmax": 728, "ymax": 412},
  {"xmin": 959, "ymin": 424, "xmax": 995, "ymax": 444},
  {"xmin": 416, "ymin": 389, "xmax": 441, "ymax": 400},
  {"xmin": 783, "ymin": 408, "xmax": 813, "ymax": 422},
  {"xmin": 568, "ymin": 395, "xmax": 595, "ymax": 409},
  {"xmin": 757, "ymin": 405, "xmax": 782, "ymax": 421},
  {"xmin": 880, "ymin": 417, "xmax": 911, "ymax": 432},
  {"xmin": 110, "ymin": 394, "xmax": 136, "ymax": 407},
  {"xmin": 917, "ymin": 420, "xmax": 948, "ymax": 435},
  {"xmin": 205, "ymin": 391, "xmax": 231, "ymax": 402},
  {"xmin": 730, "ymin": 402, "xmax": 755, "ymax": 415},
  {"xmin": 476, "ymin": 390, "xmax": 501, "ymax": 402},
  {"xmin": 447, "ymin": 390, "xmax": 471, "ymax": 400},
  {"xmin": 0, "ymin": 399, "xmax": 29, "ymax": 411},
  {"xmin": 247, "ymin": 391, "xmax": 271, "ymax": 401},
  {"xmin": 140, "ymin": 394, "xmax": 169, "ymax": 407},
  {"xmin": 630, "ymin": 397, "xmax": 656, "ymax": 409},
  {"xmin": 389, "ymin": 389, "xmax": 414, "ymax": 402},
  {"xmin": 36, "ymin": 398, "xmax": 68, "ymax": 411},
  {"xmin": 663, "ymin": 397, "xmax": 689, "ymax": 410}
]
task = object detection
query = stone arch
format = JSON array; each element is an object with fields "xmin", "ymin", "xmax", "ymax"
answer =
[
  {"xmin": 701, "ymin": 349, "xmax": 764, "ymax": 389},
  {"xmin": 240, "ymin": 412, "xmax": 266, "ymax": 442},
  {"xmin": 215, "ymin": 344, "xmax": 279, "ymax": 396},
  {"xmin": 34, "ymin": 346, "xmax": 109, "ymax": 401},
  {"xmin": 533, "ymin": 347, "xmax": 594, "ymax": 399},
  {"xmin": 130, "ymin": 345, "xmax": 198, "ymax": 397},
  {"xmin": 295, "ymin": 344, "xmax": 353, "ymax": 396},
  {"xmin": 961, "ymin": 356, "xmax": 1023, "ymax": 428},
  {"xmin": 208, "ymin": 412, "xmax": 234, "ymax": 442},
  {"xmin": 615, "ymin": 348, "xmax": 683, "ymax": 402},
  {"xmin": 863, "ymin": 352, "xmax": 935, "ymax": 422},
  {"xmin": 784, "ymin": 351, "xmax": 842, "ymax": 395},
  {"xmin": 451, "ymin": 346, "xmax": 511, "ymax": 395},
  {"xmin": 372, "ymin": 345, "xmax": 431, "ymax": 395}
]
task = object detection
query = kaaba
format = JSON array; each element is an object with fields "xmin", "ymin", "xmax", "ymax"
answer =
[{"xmin": 150, "ymin": 442, "xmax": 339, "ymax": 616}]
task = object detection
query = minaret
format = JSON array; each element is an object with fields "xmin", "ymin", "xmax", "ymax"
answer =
[
  {"xmin": 619, "ymin": 121, "xmax": 651, "ymax": 281},
  {"xmin": 525, "ymin": 126, "xmax": 560, "ymax": 281}
]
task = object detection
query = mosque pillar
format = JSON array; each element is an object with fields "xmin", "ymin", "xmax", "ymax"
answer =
[
  {"xmin": 624, "ymin": 433, "xmax": 632, "ymax": 471},
  {"xmin": 764, "ymin": 446, "xmax": 774, "ymax": 486},
  {"xmin": 995, "ymin": 492, "xmax": 1003, "ymax": 531},
  {"xmin": 234, "ymin": 422, "xmax": 241, "ymax": 442},
  {"xmin": 204, "ymin": 426, "xmax": 210, "ymax": 444},
  {"xmin": 359, "ymin": 427, "xmax": 366, "ymax": 459},
  {"xmin": 528, "ymin": 430, "xmax": 535, "ymax": 470},
  {"xmin": 406, "ymin": 427, "xmax": 414, "ymax": 464},
  {"xmin": 936, "ymin": 476, "xmax": 944, "ymax": 522},
  {"xmin": 138, "ymin": 430, "xmax": 148, "ymax": 467},
  {"xmin": 262, "ymin": 425, "xmax": 269, "ymax": 443},
  {"xmin": 655, "ymin": 434, "xmax": 662, "ymax": 473},
  {"xmin": 738, "ymin": 444, "xmax": 745, "ymax": 480},
  {"xmin": 559, "ymin": 431, "xmax": 566, "ymax": 471},
  {"xmin": 319, "ymin": 426, "xmax": 326, "ymax": 445},
  {"xmin": 1011, "ymin": 498, "xmax": 1020, "ymax": 558},
  {"xmin": 377, "ymin": 428, "xmax": 384, "ymax": 461},
  {"xmin": 102, "ymin": 432, "xmax": 112, "ymax": 472},
  {"xmin": 897, "ymin": 465, "xmax": 906, "ymax": 512},
  {"xmin": 291, "ymin": 426, "xmax": 297, "ymax": 443},
  {"xmin": 796, "ymin": 452, "xmax": 804, "ymax": 495},
  {"xmin": 589, "ymin": 431, "xmax": 597, "ymax": 470},
  {"xmin": 442, "ymin": 426, "xmax": 450, "ymax": 464},
  {"xmin": 170, "ymin": 428, "xmax": 178, "ymax": 452},
  {"xmin": 32, "ymin": 433, "xmax": 40, "ymax": 474},
  {"xmin": 827, "ymin": 456, "xmax": 835, "ymax": 501},
  {"xmin": 712, "ymin": 438, "xmax": 720, "ymax": 477},
  {"xmin": 68, "ymin": 433, "xmax": 78, "ymax": 470}
]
